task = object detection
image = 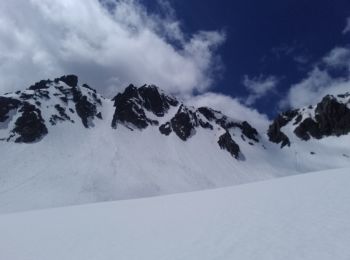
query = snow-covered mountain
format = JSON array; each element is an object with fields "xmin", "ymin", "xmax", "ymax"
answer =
[{"xmin": 1, "ymin": 74, "xmax": 350, "ymax": 213}]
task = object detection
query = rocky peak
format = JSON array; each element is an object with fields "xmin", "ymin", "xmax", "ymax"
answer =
[
  {"xmin": 0, "ymin": 75, "xmax": 103, "ymax": 143},
  {"xmin": 294, "ymin": 95, "xmax": 350, "ymax": 140},
  {"xmin": 111, "ymin": 84, "xmax": 178, "ymax": 130},
  {"xmin": 268, "ymin": 93, "xmax": 350, "ymax": 146},
  {"xmin": 138, "ymin": 85, "xmax": 178, "ymax": 117},
  {"xmin": 0, "ymin": 76, "xmax": 262, "ymax": 160}
]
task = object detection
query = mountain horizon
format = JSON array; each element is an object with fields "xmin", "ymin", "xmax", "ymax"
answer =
[{"xmin": 1, "ymin": 74, "xmax": 350, "ymax": 213}]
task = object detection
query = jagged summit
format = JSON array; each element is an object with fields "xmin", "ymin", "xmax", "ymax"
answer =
[
  {"xmin": 0, "ymin": 75, "xmax": 261, "ymax": 160},
  {"xmin": 2, "ymin": 75, "xmax": 350, "ymax": 213},
  {"xmin": 111, "ymin": 84, "xmax": 178, "ymax": 130},
  {"xmin": 110, "ymin": 82, "xmax": 260, "ymax": 159},
  {"xmin": 268, "ymin": 93, "xmax": 350, "ymax": 147},
  {"xmin": 2, "ymin": 74, "xmax": 350, "ymax": 153},
  {"xmin": 0, "ymin": 75, "xmax": 103, "ymax": 143}
]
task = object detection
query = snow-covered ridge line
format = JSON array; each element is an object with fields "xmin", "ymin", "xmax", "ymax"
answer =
[
  {"xmin": 0, "ymin": 74, "xmax": 261, "ymax": 160},
  {"xmin": 1, "ymin": 74, "xmax": 350, "ymax": 213}
]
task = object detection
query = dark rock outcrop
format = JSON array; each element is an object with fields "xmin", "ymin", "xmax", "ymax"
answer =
[
  {"xmin": 294, "ymin": 95, "xmax": 350, "ymax": 140},
  {"xmin": 314, "ymin": 95, "xmax": 350, "ymax": 136},
  {"xmin": 12, "ymin": 103, "xmax": 48, "ymax": 143},
  {"xmin": 28, "ymin": 80, "xmax": 51, "ymax": 90},
  {"xmin": 269, "ymin": 94, "xmax": 350, "ymax": 145},
  {"xmin": 0, "ymin": 97, "xmax": 21, "ymax": 122},
  {"xmin": 56, "ymin": 75, "xmax": 78, "ymax": 87},
  {"xmin": 159, "ymin": 122, "xmax": 172, "ymax": 136},
  {"xmin": 72, "ymin": 87, "xmax": 98, "ymax": 128},
  {"xmin": 294, "ymin": 118, "xmax": 320, "ymax": 140},
  {"xmin": 111, "ymin": 84, "xmax": 177, "ymax": 130},
  {"xmin": 170, "ymin": 105, "xmax": 198, "ymax": 141},
  {"xmin": 197, "ymin": 107, "xmax": 217, "ymax": 121},
  {"xmin": 218, "ymin": 131, "xmax": 241, "ymax": 159},
  {"xmin": 111, "ymin": 85, "xmax": 157, "ymax": 129},
  {"xmin": 138, "ymin": 85, "xmax": 178, "ymax": 117},
  {"xmin": 268, "ymin": 110, "xmax": 298, "ymax": 148},
  {"xmin": 159, "ymin": 105, "xmax": 217, "ymax": 140},
  {"xmin": 240, "ymin": 121, "xmax": 259, "ymax": 142}
]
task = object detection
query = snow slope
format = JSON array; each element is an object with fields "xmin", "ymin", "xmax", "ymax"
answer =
[
  {"xmin": 1, "ymin": 76, "xmax": 350, "ymax": 214},
  {"xmin": 1, "ymin": 167, "xmax": 350, "ymax": 260},
  {"xmin": 0, "ymin": 79, "xmax": 296, "ymax": 213}
]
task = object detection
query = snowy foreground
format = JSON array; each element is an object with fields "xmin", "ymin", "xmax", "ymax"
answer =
[{"xmin": 1, "ymin": 168, "xmax": 350, "ymax": 260}]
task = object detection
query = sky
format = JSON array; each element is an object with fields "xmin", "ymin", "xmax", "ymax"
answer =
[
  {"xmin": 0, "ymin": 0, "xmax": 350, "ymax": 120},
  {"xmin": 145, "ymin": 0, "xmax": 350, "ymax": 116}
]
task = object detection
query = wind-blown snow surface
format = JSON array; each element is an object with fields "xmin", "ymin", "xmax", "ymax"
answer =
[{"xmin": 1, "ymin": 167, "xmax": 350, "ymax": 260}]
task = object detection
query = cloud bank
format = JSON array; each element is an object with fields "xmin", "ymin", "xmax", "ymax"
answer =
[{"xmin": 0, "ymin": 0, "xmax": 225, "ymax": 96}]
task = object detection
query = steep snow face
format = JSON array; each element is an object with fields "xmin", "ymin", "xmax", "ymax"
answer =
[
  {"xmin": 1, "ymin": 167, "xmax": 350, "ymax": 260},
  {"xmin": 1, "ymin": 75, "xmax": 350, "ymax": 213}
]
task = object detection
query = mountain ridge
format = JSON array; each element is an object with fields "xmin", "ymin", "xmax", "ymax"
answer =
[
  {"xmin": 1, "ymin": 74, "xmax": 350, "ymax": 213},
  {"xmin": 0, "ymin": 75, "xmax": 263, "ymax": 160}
]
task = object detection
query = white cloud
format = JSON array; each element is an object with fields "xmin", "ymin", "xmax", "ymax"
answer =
[
  {"xmin": 282, "ymin": 46, "xmax": 350, "ymax": 109},
  {"xmin": 242, "ymin": 75, "xmax": 279, "ymax": 105},
  {"xmin": 282, "ymin": 19, "xmax": 350, "ymax": 109},
  {"xmin": 186, "ymin": 92, "xmax": 270, "ymax": 131},
  {"xmin": 323, "ymin": 47, "xmax": 350, "ymax": 70},
  {"xmin": 343, "ymin": 17, "xmax": 350, "ymax": 34},
  {"xmin": 0, "ymin": 0, "xmax": 225, "ymax": 96}
]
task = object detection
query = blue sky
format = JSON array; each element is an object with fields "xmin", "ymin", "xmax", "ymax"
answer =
[
  {"xmin": 1, "ymin": 0, "xmax": 350, "ymax": 119},
  {"xmin": 144, "ymin": 0, "xmax": 350, "ymax": 116}
]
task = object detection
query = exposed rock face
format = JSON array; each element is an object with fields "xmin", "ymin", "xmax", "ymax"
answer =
[
  {"xmin": 314, "ymin": 95, "xmax": 350, "ymax": 136},
  {"xmin": 159, "ymin": 105, "xmax": 215, "ymax": 141},
  {"xmin": 268, "ymin": 110, "xmax": 298, "ymax": 148},
  {"xmin": 197, "ymin": 107, "xmax": 217, "ymax": 121},
  {"xmin": 241, "ymin": 121, "xmax": 259, "ymax": 142},
  {"xmin": 0, "ymin": 75, "xmax": 103, "ymax": 142},
  {"xmin": 294, "ymin": 95, "xmax": 350, "ymax": 140},
  {"xmin": 50, "ymin": 104, "xmax": 73, "ymax": 126},
  {"xmin": 28, "ymin": 79, "xmax": 51, "ymax": 90},
  {"xmin": 111, "ymin": 85, "xmax": 157, "ymax": 129},
  {"xmin": 294, "ymin": 118, "xmax": 320, "ymax": 140},
  {"xmin": 197, "ymin": 107, "xmax": 259, "ymax": 143},
  {"xmin": 0, "ymin": 97, "xmax": 21, "ymax": 123},
  {"xmin": 0, "ymin": 75, "xmax": 265, "ymax": 161},
  {"xmin": 111, "ymin": 84, "xmax": 177, "ymax": 130},
  {"xmin": 218, "ymin": 131, "xmax": 241, "ymax": 159},
  {"xmin": 268, "ymin": 94, "xmax": 350, "ymax": 145},
  {"xmin": 56, "ymin": 75, "xmax": 78, "ymax": 88},
  {"xmin": 157, "ymin": 105, "xmax": 259, "ymax": 159},
  {"xmin": 169, "ymin": 105, "xmax": 198, "ymax": 141},
  {"xmin": 72, "ymin": 87, "xmax": 98, "ymax": 128},
  {"xmin": 159, "ymin": 122, "xmax": 172, "ymax": 136},
  {"xmin": 138, "ymin": 85, "xmax": 178, "ymax": 116},
  {"xmin": 12, "ymin": 103, "xmax": 48, "ymax": 143}
]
